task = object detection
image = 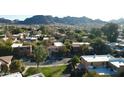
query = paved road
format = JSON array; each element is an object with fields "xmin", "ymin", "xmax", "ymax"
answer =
[
  {"xmin": 23, "ymin": 58, "xmax": 71, "ymax": 66},
  {"xmin": 44, "ymin": 58, "xmax": 71, "ymax": 65}
]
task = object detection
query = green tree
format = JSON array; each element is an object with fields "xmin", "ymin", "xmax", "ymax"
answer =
[
  {"xmin": 58, "ymin": 28, "xmax": 66, "ymax": 34},
  {"xmin": 11, "ymin": 28, "xmax": 24, "ymax": 34},
  {"xmin": 101, "ymin": 23, "xmax": 119, "ymax": 42},
  {"xmin": 9, "ymin": 60, "xmax": 25, "ymax": 73},
  {"xmin": 0, "ymin": 31, "xmax": 4, "ymax": 35},
  {"xmin": 91, "ymin": 37, "xmax": 111, "ymax": 54},
  {"xmin": 33, "ymin": 45, "xmax": 48, "ymax": 69},
  {"xmin": 0, "ymin": 39, "xmax": 12, "ymax": 56},
  {"xmin": 39, "ymin": 25, "xmax": 49, "ymax": 35},
  {"xmin": 69, "ymin": 56, "xmax": 81, "ymax": 76},
  {"xmin": 80, "ymin": 44, "xmax": 90, "ymax": 55},
  {"xmin": 63, "ymin": 39, "xmax": 72, "ymax": 56},
  {"xmin": 5, "ymin": 38, "xmax": 13, "ymax": 46},
  {"xmin": 70, "ymin": 56, "xmax": 80, "ymax": 70},
  {"xmin": 89, "ymin": 28, "xmax": 102, "ymax": 39},
  {"xmin": 1, "ymin": 64, "xmax": 9, "ymax": 75}
]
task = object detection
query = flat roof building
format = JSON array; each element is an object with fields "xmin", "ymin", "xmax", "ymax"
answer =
[
  {"xmin": 81, "ymin": 55, "xmax": 113, "ymax": 63},
  {"xmin": 110, "ymin": 58, "xmax": 124, "ymax": 68},
  {"xmin": 43, "ymin": 37, "xmax": 49, "ymax": 40},
  {"xmin": 81, "ymin": 55, "xmax": 124, "ymax": 75},
  {"xmin": 11, "ymin": 43, "xmax": 23, "ymax": 48},
  {"xmin": 72, "ymin": 42, "xmax": 90, "ymax": 45},
  {"xmin": 54, "ymin": 42, "xmax": 64, "ymax": 47}
]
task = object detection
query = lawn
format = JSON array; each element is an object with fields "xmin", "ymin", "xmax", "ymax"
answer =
[{"xmin": 24, "ymin": 65, "xmax": 67, "ymax": 77}]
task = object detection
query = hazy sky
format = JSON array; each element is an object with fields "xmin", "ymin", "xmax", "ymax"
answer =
[
  {"xmin": 0, "ymin": 0, "xmax": 124, "ymax": 21},
  {"xmin": 0, "ymin": 15, "xmax": 33, "ymax": 20}
]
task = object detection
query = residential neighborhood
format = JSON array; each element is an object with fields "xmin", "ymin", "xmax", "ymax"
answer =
[
  {"xmin": 1, "ymin": 16, "xmax": 124, "ymax": 77},
  {"xmin": 2, "ymin": 0, "xmax": 124, "ymax": 93}
]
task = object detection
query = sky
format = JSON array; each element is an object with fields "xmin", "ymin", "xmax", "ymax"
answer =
[
  {"xmin": 0, "ymin": 0, "xmax": 124, "ymax": 21},
  {"xmin": 0, "ymin": 15, "xmax": 33, "ymax": 21}
]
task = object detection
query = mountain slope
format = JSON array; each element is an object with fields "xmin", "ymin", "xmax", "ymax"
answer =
[
  {"xmin": 110, "ymin": 18, "xmax": 124, "ymax": 24},
  {"xmin": 17, "ymin": 15, "xmax": 107, "ymax": 25},
  {"xmin": 0, "ymin": 15, "xmax": 107, "ymax": 25},
  {"xmin": 0, "ymin": 18, "xmax": 12, "ymax": 24}
]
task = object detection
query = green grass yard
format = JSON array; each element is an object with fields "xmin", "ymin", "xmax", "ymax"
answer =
[{"xmin": 24, "ymin": 65, "xmax": 67, "ymax": 77}]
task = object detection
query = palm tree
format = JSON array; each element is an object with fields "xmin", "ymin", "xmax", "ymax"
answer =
[
  {"xmin": 70, "ymin": 56, "xmax": 80, "ymax": 70},
  {"xmin": 63, "ymin": 39, "xmax": 72, "ymax": 56},
  {"xmin": 69, "ymin": 56, "xmax": 81, "ymax": 76}
]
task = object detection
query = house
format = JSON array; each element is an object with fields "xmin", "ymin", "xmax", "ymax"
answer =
[
  {"xmin": 48, "ymin": 42, "xmax": 64, "ymax": 53},
  {"xmin": 107, "ymin": 42, "xmax": 119, "ymax": 47},
  {"xmin": 72, "ymin": 42, "xmax": 90, "ymax": 46},
  {"xmin": 72, "ymin": 42, "xmax": 90, "ymax": 52},
  {"xmin": 0, "ymin": 56, "xmax": 13, "ymax": 72},
  {"xmin": 0, "ymin": 56, "xmax": 13, "ymax": 66},
  {"xmin": 11, "ymin": 43, "xmax": 32, "ymax": 57},
  {"xmin": 2, "ymin": 35, "xmax": 8, "ymax": 41},
  {"xmin": 80, "ymin": 55, "xmax": 116, "ymax": 75},
  {"xmin": 109, "ymin": 58, "xmax": 124, "ymax": 73},
  {"xmin": 11, "ymin": 43, "xmax": 23, "ymax": 48},
  {"xmin": 54, "ymin": 42, "xmax": 64, "ymax": 47},
  {"xmin": 107, "ymin": 43, "xmax": 124, "ymax": 54},
  {"xmin": 54, "ymin": 42, "xmax": 64, "ymax": 51},
  {"xmin": 12, "ymin": 34, "xmax": 20, "ymax": 38},
  {"xmin": 12, "ymin": 33, "xmax": 26, "ymax": 41},
  {"xmin": 80, "ymin": 54, "xmax": 124, "ymax": 75},
  {"xmin": 80, "ymin": 55, "xmax": 113, "ymax": 68},
  {"xmin": 25, "ymin": 37, "xmax": 37, "ymax": 42},
  {"xmin": 72, "ymin": 42, "xmax": 90, "ymax": 49},
  {"xmin": 35, "ymin": 34, "xmax": 41, "ymax": 38},
  {"xmin": 43, "ymin": 37, "xmax": 49, "ymax": 41},
  {"xmin": 48, "ymin": 42, "xmax": 65, "ymax": 57},
  {"xmin": 12, "ymin": 38, "xmax": 19, "ymax": 43}
]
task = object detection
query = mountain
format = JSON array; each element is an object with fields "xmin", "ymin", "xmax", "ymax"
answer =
[
  {"xmin": 18, "ymin": 15, "xmax": 55, "ymax": 24},
  {"xmin": 0, "ymin": 18, "xmax": 12, "ymax": 24},
  {"xmin": 0, "ymin": 15, "xmax": 107, "ymax": 25},
  {"xmin": 110, "ymin": 18, "xmax": 124, "ymax": 24},
  {"xmin": 17, "ymin": 15, "xmax": 107, "ymax": 25}
]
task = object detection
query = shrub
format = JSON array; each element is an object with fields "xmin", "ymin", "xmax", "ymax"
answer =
[{"xmin": 9, "ymin": 60, "xmax": 26, "ymax": 73}]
